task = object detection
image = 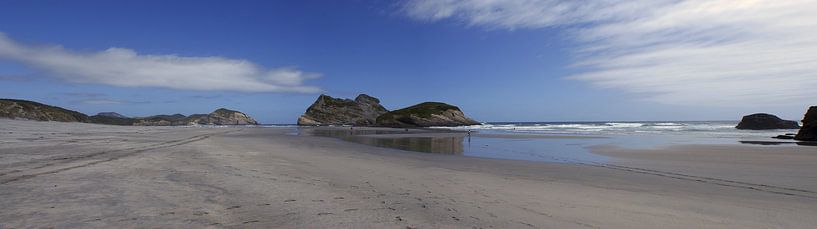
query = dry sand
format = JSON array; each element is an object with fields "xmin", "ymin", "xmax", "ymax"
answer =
[{"xmin": 1, "ymin": 119, "xmax": 816, "ymax": 228}]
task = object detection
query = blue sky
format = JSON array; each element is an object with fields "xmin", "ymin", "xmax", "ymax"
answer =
[{"xmin": 1, "ymin": 0, "xmax": 815, "ymax": 124}]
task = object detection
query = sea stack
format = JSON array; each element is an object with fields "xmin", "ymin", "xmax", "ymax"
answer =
[
  {"xmin": 297, "ymin": 94, "xmax": 388, "ymax": 126},
  {"xmin": 375, "ymin": 102, "xmax": 480, "ymax": 128},
  {"xmin": 735, "ymin": 113, "xmax": 799, "ymax": 130},
  {"xmin": 794, "ymin": 106, "xmax": 817, "ymax": 141},
  {"xmin": 0, "ymin": 99, "xmax": 88, "ymax": 122}
]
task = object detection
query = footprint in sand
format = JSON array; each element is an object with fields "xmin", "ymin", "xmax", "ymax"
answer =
[{"xmin": 192, "ymin": 211, "xmax": 209, "ymax": 216}]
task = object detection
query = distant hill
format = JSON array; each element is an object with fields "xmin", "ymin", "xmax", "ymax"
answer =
[
  {"xmin": 0, "ymin": 99, "xmax": 89, "ymax": 122},
  {"xmin": 134, "ymin": 109, "xmax": 258, "ymax": 126},
  {"xmin": 96, "ymin": 112, "xmax": 127, "ymax": 118},
  {"xmin": 89, "ymin": 115, "xmax": 135, "ymax": 126},
  {"xmin": 1, "ymin": 98, "xmax": 259, "ymax": 126}
]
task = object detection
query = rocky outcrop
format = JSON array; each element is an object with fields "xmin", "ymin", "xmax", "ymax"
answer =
[
  {"xmin": 375, "ymin": 102, "xmax": 480, "ymax": 128},
  {"xmin": 773, "ymin": 134, "xmax": 797, "ymax": 140},
  {"xmin": 133, "ymin": 109, "xmax": 258, "ymax": 126},
  {"xmin": 795, "ymin": 106, "xmax": 817, "ymax": 141},
  {"xmin": 205, "ymin": 108, "xmax": 258, "ymax": 125},
  {"xmin": 0, "ymin": 99, "xmax": 88, "ymax": 122},
  {"xmin": 183, "ymin": 114, "xmax": 210, "ymax": 125},
  {"xmin": 297, "ymin": 94, "xmax": 388, "ymax": 126},
  {"xmin": 735, "ymin": 113, "xmax": 799, "ymax": 130}
]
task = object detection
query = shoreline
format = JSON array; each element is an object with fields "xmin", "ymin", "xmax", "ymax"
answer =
[{"xmin": 2, "ymin": 119, "xmax": 817, "ymax": 228}]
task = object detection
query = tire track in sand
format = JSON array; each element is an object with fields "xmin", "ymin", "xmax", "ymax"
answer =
[{"xmin": 0, "ymin": 129, "xmax": 241, "ymax": 184}]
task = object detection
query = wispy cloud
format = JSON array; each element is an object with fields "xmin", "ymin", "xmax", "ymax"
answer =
[
  {"xmin": 53, "ymin": 92, "xmax": 149, "ymax": 105},
  {"xmin": 402, "ymin": 0, "xmax": 817, "ymax": 106},
  {"xmin": 0, "ymin": 33, "xmax": 322, "ymax": 93}
]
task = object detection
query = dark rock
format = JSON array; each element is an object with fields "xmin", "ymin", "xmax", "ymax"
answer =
[
  {"xmin": 297, "ymin": 94, "xmax": 388, "ymax": 126},
  {"xmin": 735, "ymin": 113, "xmax": 799, "ymax": 130},
  {"xmin": 772, "ymin": 135, "xmax": 796, "ymax": 140},
  {"xmin": 375, "ymin": 102, "xmax": 480, "ymax": 128},
  {"xmin": 795, "ymin": 106, "xmax": 817, "ymax": 141},
  {"xmin": 0, "ymin": 99, "xmax": 88, "ymax": 122}
]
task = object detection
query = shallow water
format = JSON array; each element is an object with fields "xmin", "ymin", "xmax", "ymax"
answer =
[
  {"xmin": 297, "ymin": 128, "xmax": 465, "ymax": 154},
  {"xmin": 291, "ymin": 126, "xmax": 816, "ymax": 164},
  {"xmin": 295, "ymin": 128, "xmax": 615, "ymax": 163}
]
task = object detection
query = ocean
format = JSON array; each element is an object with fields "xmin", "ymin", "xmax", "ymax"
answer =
[{"xmin": 436, "ymin": 121, "xmax": 798, "ymax": 138}]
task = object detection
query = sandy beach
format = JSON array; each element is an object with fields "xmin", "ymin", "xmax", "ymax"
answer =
[{"xmin": 2, "ymin": 119, "xmax": 817, "ymax": 228}]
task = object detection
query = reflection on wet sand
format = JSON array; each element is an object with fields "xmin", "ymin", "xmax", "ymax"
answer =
[
  {"xmin": 300, "ymin": 128, "xmax": 465, "ymax": 154},
  {"xmin": 351, "ymin": 136, "xmax": 464, "ymax": 154},
  {"xmin": 297, "ymin": 127, "xmax": 617, "ymax": 163},
  {"xmin": 739, "ymin": 141, "xmax": 817, "ymax": 146}
]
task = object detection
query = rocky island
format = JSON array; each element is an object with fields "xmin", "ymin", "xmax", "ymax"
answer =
[
  {"xmin": 375, "ymin": 102, "xmax": 480, "ymax": 127},
  {"xmin": 191, "ymin": 108, "xmax": 258, "ymax": 125},
  {"xmin": 735, "ymin": 113, "xmax": 799, "ymax": 130},
  {"xmin": 297, "ymin": 94, "xmax": 389, "ymax": 126},
  {"xmin": 297, "ymin": 94, "xmax": 479, "ymax": 127}
]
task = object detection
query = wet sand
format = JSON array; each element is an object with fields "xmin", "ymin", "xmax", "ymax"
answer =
[
  {"xmin": 2, "ymin": 119, "xmax": 817, "ymax": 228},
  {"xmin": 592, "ymin": 144, "xmax": 817, "ymax": 192}
]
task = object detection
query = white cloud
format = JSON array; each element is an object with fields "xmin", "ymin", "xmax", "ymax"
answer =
[
  {"xmin": 402, "ymin": 0, "xmax": 817, "ymax": 106},
  {"xmin": 0, "ymin": 33, "xmax": 322, "ymax": 93}
]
